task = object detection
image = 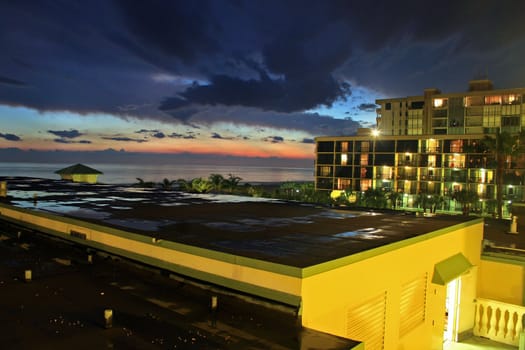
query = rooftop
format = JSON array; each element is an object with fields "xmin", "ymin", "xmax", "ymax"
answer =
[{"xmin": 1, "ymin": 177, "xmax": 481, "ymax": 268}]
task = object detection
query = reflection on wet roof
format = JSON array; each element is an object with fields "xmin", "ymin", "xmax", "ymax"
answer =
[
  {"xmin": 334, "ymin": 228, "xmax": 383, "ymax": 238},
  {"xmin": 1, "ymin": 177, "xmax": 477, "ymax": 267}
]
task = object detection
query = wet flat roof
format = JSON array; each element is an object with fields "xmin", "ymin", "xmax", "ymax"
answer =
[{"xmin": 1, "ymin": 177, "xmax": 478, "ymax": 268}]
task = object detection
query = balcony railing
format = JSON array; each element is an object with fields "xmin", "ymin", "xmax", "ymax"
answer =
[{"xmin": 473, "ymin": 297, "xmax": 525, "ymax": 346}]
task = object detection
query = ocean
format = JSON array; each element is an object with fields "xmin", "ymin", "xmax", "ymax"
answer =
[{"xmin": 0, "ymin": 162, "xmax": 314, "ymax": 185}]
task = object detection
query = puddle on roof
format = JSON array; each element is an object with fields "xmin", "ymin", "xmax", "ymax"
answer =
[
  {"xmin": 159, "ymin": 202, "xmax": 189, "ymax": 207},
  {"xmin": 188, "ymin": 193, "xmax": 281, "ymax": 203},
  {"xmin": 204, "ymin": 222, "xmax": 262, "ymax": 232},
  {"xmin": 8, "ymin": 190, "xmax": 69, "ymax": 199},
  {"xmin": 107, "ymin": 196, "xmax": 147, "ymax": 202},
  {"xmin": 11, "ymin": 200, "xmax": 109, "ymax": 220},
  {"xmin": 318, "ymin": 211, "xmax": 358, "ymax": 219},
  {"xmin": 334, "ymin": 228, "xmax": 385, "ymax": 240},
  {"xmin": 104, "ymin": 218, "xmax": 174, "ymax": 231}
]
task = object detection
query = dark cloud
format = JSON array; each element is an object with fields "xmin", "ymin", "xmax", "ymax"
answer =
[
  {"xmin": 48, "ymin": 129, "xmax": 83, "ymax": 139},
  {"xmin": 135, "ymin": 129, "xmax": 159, "ymax": 134},
  {"xmin": 102, "ymin": 136, "xmax": 147, "ymax": 143},
  {"xmin": 357, "ymin": 103, "xmax": 377, "ymax": 113},
  {"xmin": 53, "ymin": 139, "xmax": 92, "ymax": 144},
  {"xmin": 168, "ymin": 132, "xmax": 196, "ymax": 139},
  {"xmin": 160, "ymin": 74, "xmax": 351, "ymax": 114},
  {"xmin": 302, "ymin": 138, "xmax": 315, "ymax": 144},
  {"xmin": 264, "ymin": 136, "xmax": 284, "ymax": 144},
  {"xmin": 135, "ymin": 129, "xmax": 165, "ymax": 139},
  {"xmin": 164, "ymin": 105, "xmax": 361, "ymax": 136},
  {"xmin": 1, "ymin": 0, "xmax": 525, "ymax": 136},
  {"xmin": 0, "ymin": 133, "xmax": 22, "ymax": 141},
  {"xmin": 0, "ymin": 75, "xmax": 26, "ymax": 87},
  {"xmin": 210, "ymin": 132, "xmax": 234, "ymax": 140}
]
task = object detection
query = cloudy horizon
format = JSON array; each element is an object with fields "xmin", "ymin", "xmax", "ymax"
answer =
[{"xmin": 1, "ymin": 1, "xmax": 525, "ymax": 165}]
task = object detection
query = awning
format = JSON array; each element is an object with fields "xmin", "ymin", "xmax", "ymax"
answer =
[{"xmin": 431, "ymin": 253, "xmax": 473, "ymax": 285}]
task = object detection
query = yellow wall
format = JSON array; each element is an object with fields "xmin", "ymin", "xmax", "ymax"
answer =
[
  {"xmin": 59, "ymin": 174, "xmax": 99, "ymax": 183},
  {"xmin": 478, "ymin": 258, "xmax": 524, "ymax": 305},
  {"xmin": 300, "ymin": 221, "xmax": 483, "ymax": 350}
]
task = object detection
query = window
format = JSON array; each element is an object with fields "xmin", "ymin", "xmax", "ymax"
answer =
[
  {"xmin": 410, "ymin": 101, "xmax": 424, "ymax": 109},
  {"xmin": 385, "ymin": 103, "xmax": 391, "ymax": 110},
  {"xmin": 318, "ymin": 166, "xmax": 331, "ymax": 177},
  {"xmin": 484, "ymin": 95, "xmax": 502, "ymax": 105},
  {"xmin": 336, "ymin": 178, "xmax": 351, "ymax": 190},
  {"xmin": 360, "ymin": 154, "xmax": 369, "ymax": 166},
  {"xmin": 503, "ymin": 94, "xmax": 520, "ymax": 104},
  {"xmin": 502, "ymin": 116, "xmax": 520, "ymax": 126},
  {"xmin": 317, "ymin": 141, "xmax": 334, "ymax": 152},
  {"xmin": 449, "ymin": 140, "xmax": 463, "ymax": 153},
  {"xmin": 341, "ymin": 154, "xmax": 348, "ymax": 166},
  {"xmin": 317, "ymin": 154, "xmax": 334, "ymax": 164},
  {"xmin": 433, "ymin": 98, "xmax": 448, "ymax": 108}
]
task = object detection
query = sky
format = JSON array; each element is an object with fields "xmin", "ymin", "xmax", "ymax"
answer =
[{"xmin": 1, "ymin": 0, "xmax": 525, "ymax": 165}]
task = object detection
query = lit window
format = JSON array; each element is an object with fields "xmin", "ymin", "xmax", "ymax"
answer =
[
  {"xmin": 433, "ymin": 99, "xmax": 444, "ymax": 108},
  {"xmin": 341, "ymin": 154, "xmax": 348, "ymax": 166},
  {"xmin": 319, "ymin": 166, "xmax": 331, "ymax": 176},
  {"xmin": 360, "ymin": 154, "xmax": 368, "ymax": 166}
]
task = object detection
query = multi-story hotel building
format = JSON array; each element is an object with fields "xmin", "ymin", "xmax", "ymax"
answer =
[{"xmin": 315, "ymin": 80, "xmax": 525, "ymax": 216}]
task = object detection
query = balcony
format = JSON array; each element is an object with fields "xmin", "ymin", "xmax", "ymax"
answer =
[{"xmin": 473, "ymin": 298, "xmax": 525, "ymax": 347}]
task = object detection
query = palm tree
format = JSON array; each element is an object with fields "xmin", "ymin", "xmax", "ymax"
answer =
[
  {"xmin": 429, "ymin": 194, "xmax": 444, "ymax": 213},
  {"xmin": 191, "ymin": 178, "xmax": 213, "ymax": 193},
  {"xmin": 363, "ymin": 188, "xmax": 387, "ymax": 208},
  {"xmin": 414, "ymin": 192, "xmax": 431, "ymax": 213},
  {"xmin": 452, "ymin": 189, "xmax": 479, "ymax": 216},
  {"xmin": 134, "ymin": 177, "xmax": 155, "ymax": 188},
  {"xmin": 160, "ymin": 178, "xmax": 175, "ymax": 190},
  {"xmin": 482, "ymin": 130, "xmax": 525, "ymax": 218},
  {"xmin": 222, "ymin": 174, "xmax": 242, "ymax": 193},
  {"xmin": 387, "ymin": 191, "xmax": 402, "ymax": 210},
  {"xmin": 208, "ymin": 173, "xmax": 224, "ymax": 192},
  {"xmin": 176, "ymin": 178, "xmax": 192, "ymax": 192}
]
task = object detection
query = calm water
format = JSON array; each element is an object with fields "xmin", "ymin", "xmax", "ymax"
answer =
[{"xmin": 0, "ymin": 162, "xmax": 314, "ymax": 184}]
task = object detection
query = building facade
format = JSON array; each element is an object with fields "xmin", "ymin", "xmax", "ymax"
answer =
[{"xmin": 315, "ymin": 80, "xmax": 525, "ymax": 216}]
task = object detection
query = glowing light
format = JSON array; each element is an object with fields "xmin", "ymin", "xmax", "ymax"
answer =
[{"xmin": 371, "ymin": 129, "xmax": 380, "ymax": 137}]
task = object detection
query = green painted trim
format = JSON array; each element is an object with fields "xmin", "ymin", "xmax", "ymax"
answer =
[
  {"xmin": 350, "ymin": 342, "xmax": 365, "ymax": 350},
  {"xmin": 431, "ymin": 253, "xmax": 472, "ymax": 285},
  {"xmin": 0, "ymin": 203, "xmax": 303, "ymax": 277},
  {"xmin": 302, "ymin": 218, "xmax": 483, "ymax": 277},
  {"xmin": 482, "ymin": 254, "xmax": 525, "ymax": 266}
]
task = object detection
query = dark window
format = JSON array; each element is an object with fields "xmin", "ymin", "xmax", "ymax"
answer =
[
  {"xmin": 335, "ymin": 166, "xmax": 353, "ymax": 177},
  {"xmin": 502, "ymin": 116, "xmax": 520, "ymax": 126},
  {"xmin": 385, "ymin": 103, "xmax": 391, "ymax": 110},
  {"xmin": 316, "ymin": 178, "xmax": 333, "ymax": 190},
  {"xmin": 410, "ymin": 101, "xmax": 424, "ymax": 109},
  {"xmin": 317, "ymin": 154, "xmax": 334, "ymax": 164},
  {"xmin": 374, "ymin": 154, "xmax": 395, "ymax": 165},
  {"xmin": 396, "ymin": 140, "xmax": 418, "ymax": 153},
  {"xmin": 317, "ymin": 141, "xmax": 334, "ymax": 152},
  {"xmin": 374, "ymin": 140, "xmax": 395, "ymax": 152}
]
